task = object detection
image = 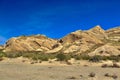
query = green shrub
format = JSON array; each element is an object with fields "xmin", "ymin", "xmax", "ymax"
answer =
[
  {"xmin": 37, "ymin": 54, "xmax": 49, "ymax": 61},
  {"xmin": 5, "ymin": 52, "xmax": 22, "ymax": 58},
  {"xmin": 107, "ymin": 55, "xmax": 120, "ymax": 62},
  {"xmin": 0, "ymin": 52, "xmax": 5, "ymax": 58},
  {"xmin": 89, "ymin": 55, "xmax": 101, "ymax": 62},
  {"xmin": 22, "ymin": 52, "xmax": 57, "ymax": 61},
  {"xmin": 56, "ymin": 53, "xmax": 67, "ymax": 61},
  {"xmin": 74, "ymin": 54, "xmax": 90, "ymax": 60},
  {"xmin": 0, "ymin": 49, "xmax": 5, "ymax": 58},
  {"xmin": 74, "ymin": 55, "xmax": 81, "ymax": 60}
]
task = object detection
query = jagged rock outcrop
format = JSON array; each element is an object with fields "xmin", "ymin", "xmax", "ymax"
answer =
[
  {"xmin": 106, "ymin": 27, "xmax": 120, "ymax": 41},
  {"xmin": 88, "ymin": 44, "xmax": 120, "ymax": 56},
  {"xmin": 61, "ymin": 25, "xmax": 107, "ymax": 54},
  {"xmin": 4, "ymin": 35, "xmax": 59, "ymax": 52},
  {"xmin": 88, "ymin": 25, "xmax": 108, "ymax": 39},
  {"xmin": 3, "ymin": 25, "xmax": 120, "ymax": 56}
]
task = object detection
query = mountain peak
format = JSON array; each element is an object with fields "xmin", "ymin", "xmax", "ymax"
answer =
[{"xmin": 90, "ymin": 25, "xmax": 104, "ymax": 31}]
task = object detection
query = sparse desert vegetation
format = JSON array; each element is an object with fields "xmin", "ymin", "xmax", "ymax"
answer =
[
  {"xmin": 1, "ymin": 49, "xmax": 120, "ymax": 63},
  {"xmin": 1, "ymin": 26, "xmax": 120, "ymax": 80}
]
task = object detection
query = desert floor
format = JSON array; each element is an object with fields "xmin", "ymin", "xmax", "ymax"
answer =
[{"xmin": 0, "ymin": 58, "xmax": 120, "ymax": 80}]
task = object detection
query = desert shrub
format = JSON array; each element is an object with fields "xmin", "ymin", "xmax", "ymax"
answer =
[
  {"xmin": 89, "ymin": 55, "xmax": 101, "ymax": 62},
  {"xmin": 0, "ymin": 52, "xmax": 5, "ymax": 58},
  {"xmin": 101, "ymin": 63, "xmax": 120, "ymax": 68},
  {"xmin": 11, "ymin": 51, "xmax": 56, "ymax": 61},
  {"xmin": 112, "ymin": 74, "xmax": 118, "ymax": 79},
  {"xmin": 74, "ymin": 54, "xmax": 90, "ymax": 60},
  {"xmin": 101, "ymin": 64, "xmax": 108, "ymax": 68},
  {"xmin": 23, "ymin": 52, "xmax": 57, "ymax": 61},
  {"xmin": 89, "ymin": 72, "xmax": 95, "ymax": 77},
  {"xmin": 74, "ymin": 55, "xmax": 81, "ymax": 60},
  {"xmin": 5, "ymin": 52, "xmax": 22, "ymax": 58},
  {"xmin": 65, "ymin": 54, "xmax": 72, "ymax": 60},
  {"xmin": 37, "ymin": 54, "xmax": 49, "ymax": 61},
  {"xmin": 97, "ymin": 55, "xmax": 120, "ymax": 61},
  {"xmin": 0, "ymin": 58, "xmax": 3, "ymax": 61},
  {"xmin": 108, "ymin": 55, "xmax": 120, "ymax": 62},
  {"xmin": 104, "ymin": 73, "xmax": 110, "ymax": 77},
  {"xmin": 67, "ymin": 76, "xmax": 77, "ymax": 79},
  {"xmin": 45, "ymin": 53, "xmax": 57, "ymax": 59},
  {"xmin": 56, "ymin": 53, "xmax": 67, "ymax": 61},
  {"xmin": 66, "ymin": 60, "xmax": 72, "ymax": 65},
  {"xmin": 79, "ymin": 75, "xmax": 83, "ymax": 77},
  {"xmin": 112, "ymin": 63, "xmax": 120, "ymax": 68},
  {"xmin": 104, "ymin": 73, "xmax": 118, "ymax": 79},
  {"xmin": 22, "ymin": 52, "xmax": 33, "ymax": 58},
  {"xmin": 81, "ymin": 55, "xmax": 91, "ymax": 60},
  {"xmin": 0, "ymin": 49, "xmax": 6, "ymax": 57},
  {"xmin": 24, "ymin": 52, "xmax": 48, "ymax": 61},
  {"xmin": 30, "ymin": 62, "xmax": 35, "ymax": 64},
  {"xmin": 100, "ymin": 56, "xmax": 108, "ymax": 61}
]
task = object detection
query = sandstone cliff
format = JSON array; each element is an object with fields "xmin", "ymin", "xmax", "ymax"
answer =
[{"xmin": 2, "ymin": 25, "xmax": 120, "ymax": 56}]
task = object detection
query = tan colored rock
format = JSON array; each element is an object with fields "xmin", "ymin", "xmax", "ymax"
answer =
[
  {"xmin": 4, "ymin": 35, "xmax": 58, "ymax": 52},
  {"xmin": 106, "ymin": 27, "xmax": 120, "ymax": 41},
  {"xmin": 64, "ymin": 45, "xmax": 80, "ymax": 53},
  {"xmin": 45, "ymin": 43, "xmax": 63, "ymax": 54},
  {"xmin": 61, "ymin": 25, "xmax": 106, "ymax": 54},
  {"xmin": 88, "ymin": 44, "xmax": 120, "ymax": 56},
  {"xmin": 2, "ymin": 25, "xmax": 120, "ymax": 57},
  {"xmin": 88, "ymin": 25, "xmax": 108, "ymax": 39}
]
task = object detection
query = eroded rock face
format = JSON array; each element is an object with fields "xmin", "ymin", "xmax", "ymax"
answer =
[
  {"xmin": 88, "ymin": 44, "xmax": 120, "ymax": 56},
  {"xmin": 88, "ymin": 25, "xmax": 108, "ymax": 39},
  {"xmin": 3, "ymin": 25, "xmax": 120, "ymax": 56},
  {"xmin": 106, "ymin": 27, "xmax": 120, "ymax": 41},
  {"xmin": 61, "ymin": 25, "xmax": 107, "ymax": 54},
  {"xmin": 4, "ymin": 35, "xmax": 58, "ymax": 52}
]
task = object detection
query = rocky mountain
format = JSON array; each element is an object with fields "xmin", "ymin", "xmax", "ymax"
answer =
[{"xmin": 2, "ymin": 25, "xmax": 120, "ymax": 56}]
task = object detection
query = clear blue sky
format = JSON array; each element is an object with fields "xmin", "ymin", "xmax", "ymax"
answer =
[{"xmin": 0, "ymin": 0, "xmax": 120, "ymax": 44}]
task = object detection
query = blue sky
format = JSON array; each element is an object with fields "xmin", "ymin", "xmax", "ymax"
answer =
[{"xmin": 0, "ymin": 0, "xmax": 120, "ymax": 44}]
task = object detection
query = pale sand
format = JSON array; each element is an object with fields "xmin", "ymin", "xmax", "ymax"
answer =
[{"xmin": 0, "ymin": 57, "xmax": 120, "ymax": 80}]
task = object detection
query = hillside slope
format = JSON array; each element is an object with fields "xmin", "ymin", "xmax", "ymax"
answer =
[{"xmin": 2, "ymin": 25, "xmax": 120, "ymax": 56}]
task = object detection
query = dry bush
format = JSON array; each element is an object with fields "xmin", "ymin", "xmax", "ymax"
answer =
[
  {"xmin": 30, "ymin": 62, "xmax": 35, "ymax": 64},
  {"xmin": 0, "ymin": 58, "xmax": 3, "ymax": 61},
  {"xmin": 66, "ymin": 61, "xmax": 72, "ymax": 65},
  {"xmin": 67, "ymin": 76, "xmax": 77, "ymax": 79},
  {"xmin": 22, "ymin": 60, "xmax": 26, "ymax": 62},
  {"xmin": 104, "ymin": 73, "xmax": 118, "ymax": 79},
  {"xmin": 38, "ymin": 60, "xmax": 42, "ymax": 63},
  {"xmin": 112, "ymin": 63, "xmax": 120, "ymax": 68},
  {"xmin": 104, "ymin": 73, "xmax": 111, "ymax": 77},
  {"xmin": 111, "ymin": 74, "xmax": 118, "ymax": 79},
  {"xmin": 80, "ymin": 75, "xmax": 83, "ymax": 77},
  {"xmin": 89, "ymin": 72, "xmax": 96, "ymax": 77},
  {"xmin": 101, "ymin": 63, "xmax": 120, "ymax": 68},
  {"xmin": 101, "ymin": 64, "xmax": 108, "ymax": 68}
]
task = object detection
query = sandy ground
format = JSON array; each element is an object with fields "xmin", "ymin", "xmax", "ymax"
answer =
[{"xmin": 0, "ymin": 57, "xmax": 120, "ymax": 80}]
